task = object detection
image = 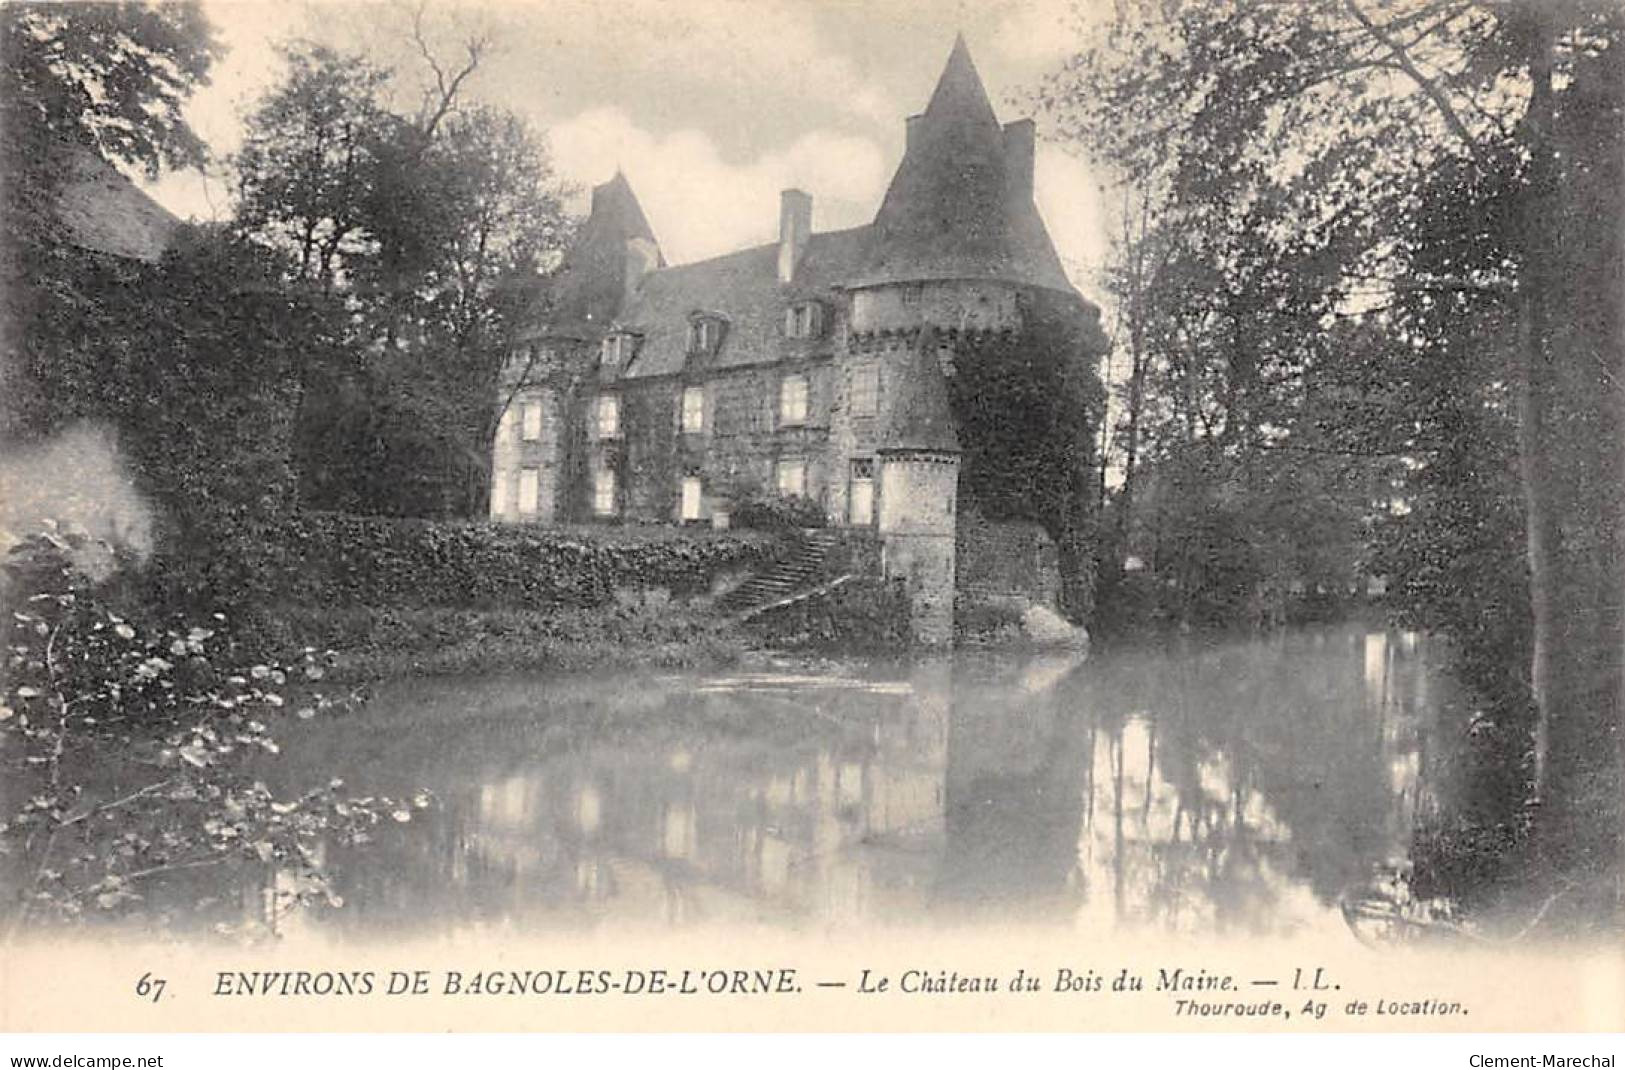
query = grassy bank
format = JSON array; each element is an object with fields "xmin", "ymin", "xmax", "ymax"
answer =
[{"xmin": 257, "ymin": 592, "xmax": 761, "ymax": 682}]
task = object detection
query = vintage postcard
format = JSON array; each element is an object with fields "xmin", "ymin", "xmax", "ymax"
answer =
[{"xmin": 0, "ymin": 0, "xmax": 1621, "ymax": 1044}]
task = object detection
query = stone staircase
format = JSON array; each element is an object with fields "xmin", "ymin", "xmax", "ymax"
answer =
[{"xmin": 717, "ymin": 528, "xmax": 841, "ymax": 617}]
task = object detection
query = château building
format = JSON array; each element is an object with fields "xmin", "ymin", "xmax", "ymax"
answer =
[{"xmin": 490, "ymin": 37, "xmax": 1105, "ymax": 642}]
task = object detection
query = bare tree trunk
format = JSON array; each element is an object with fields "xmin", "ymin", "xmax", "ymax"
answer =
[
  {"xmin": 1112, "ymin": 193, "xmax": 1156, "ymax": 558},
  {"xmin": 1515, "ymin": 12, "xmax": 1561, "ymax": 814}
]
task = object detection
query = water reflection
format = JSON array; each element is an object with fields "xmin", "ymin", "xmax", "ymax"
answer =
[{"xmin": 267, "ymin": 627, "xmax": 1439, "ymax": 939}]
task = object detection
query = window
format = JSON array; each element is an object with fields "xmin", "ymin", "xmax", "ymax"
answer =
[
  {"xmin": 681, "ymin": 385, "xmax": 704, "ymax": 433},
  {"xmin": 784, "ymin": 302, "xmax": 822, "ymax": 339},
  {"xmin": 851, "ymin": 364, "xmax": 879, "ymax": 417},
  {"xmin": 779, "ymin": 373, "xmax": 809, "ymax": 426},
  {"xmin": 518, "ymin": 467, "xmax": 540, "ymax": 515},
  {"xmin": 681, "ymin": 476, "xmax": 703, "ymax": 521},
  {"xmin": 601, "ymin": 334, "xmax": 630, "ymax": 367},
  {"xmin": 593, "ymin": 468, "xmax": 616, "ymax": 515},
  {"xmin": 521, "ymin": 399, "xmax": 543, "ymax": 441},
  {"xmin": 597, "ymin": 394, "xmax": 620, "ymax": 439},
  {"xmin": 849, "ymin": 458, "xmax": 875, "ymax": 526},
  {"xmin": 901, "ymin": 283, "xmax": 923, "ymax": 307},
  {"xmin": 498, "ymin": 406, "xmax": 515, "ymax": 443},
  {"xmin": 776, "ymin": 458, "xmax": 807, "ymax": 498},
  {"xmin": 687, "ymin": 317, "xmax": 720, "ymax": 355}
]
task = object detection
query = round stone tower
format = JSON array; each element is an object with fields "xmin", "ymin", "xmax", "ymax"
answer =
[
  {"xmin": 841, "ymin": 36, "xmax": 1095, "ymax": 642},
  {"xmin": 876, "ymin": 332, "xmax": 960, "ymax": 645}
]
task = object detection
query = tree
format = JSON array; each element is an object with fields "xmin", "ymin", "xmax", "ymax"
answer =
[
  {"xmin": 1, "ymin": 1, "xmax": 220, "ymax": 441},
  {"xmin": 233, "ymin": 37, "xmax": 572, "ymax": 519},
  {"xmin": 1, "ymin": 2, "xmax": 218, "ymax": 183},
  {"xmin": 233, "ymin": 44, "xmax": 391, "ymax": 288},
  {"xmin": 1037, "ymin": 0, "xmax": 1622, "ymax": 903}
]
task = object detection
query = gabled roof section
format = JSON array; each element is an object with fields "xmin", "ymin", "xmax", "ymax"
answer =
[
  {"xmin": 879, "ymin": 331, "xmax": 960, "ymax": 454},
  {"xmin": 53, "ymin": 144, "xmax": 178, "ymax": 263},
  {"xmin": 546, "ymin": 171, "xmax": 665, "ymax": 332},
  {"xmin": 852, "ymin": 36, "xmax": 1073, "ymax": 294},
  {"xmin": 618, "ymin": 225, "xmax": 870, "ymax": 379}
]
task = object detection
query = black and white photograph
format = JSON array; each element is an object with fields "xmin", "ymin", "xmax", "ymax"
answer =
[{"xmin": 0, "ymin": 0, "xmax": 1621, "ymax": 1052}]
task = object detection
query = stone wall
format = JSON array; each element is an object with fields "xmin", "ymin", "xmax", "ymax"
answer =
[
  {"xmin": 878, "ymin": 452, "xmax": 959, "ymax": 645},
  {"xmin": 956, "ymin": 509, "xmax": 1061, "ymax": 608},
  {"xmin": 603, "ymin": 359, "xmax": 837, "ymax": 525},
  {"xmin": 849, "ymin": 279, "xmax": 1022, "ymax": 335}
]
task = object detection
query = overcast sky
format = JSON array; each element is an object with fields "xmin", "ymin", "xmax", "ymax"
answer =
[{"xmin": 142, "ymin": 0, "xmax": 1112, "ymax": 296}]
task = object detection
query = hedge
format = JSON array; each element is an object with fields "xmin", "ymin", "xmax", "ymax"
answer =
[{"xmin": 254, "ymin": 512, "xmax": 782, "ymax": 611}]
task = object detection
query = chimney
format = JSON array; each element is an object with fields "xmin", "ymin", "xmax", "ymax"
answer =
[
  {"xmin": 1002, "ymin": 119, "xmax": 1035, "ymax": 202},
  {"xmin": 622, "ymin": 236, "xmax": 660, "ymax": 304},
  {"xmin": 777, "ymin": 189, "xmax": 812, "ymax": 285},
  {"xmin": 904, "ymin": 114, "xmax": 924, "ymax": 152}
]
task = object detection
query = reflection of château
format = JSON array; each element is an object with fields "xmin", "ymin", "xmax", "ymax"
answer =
[
  {"xmin": 268, "ymin": 629, "xmax": 1436, "ymax": 939},
  {"xmin": 489, "ymin": 37, "xmax": 1107, "ymax": 642}
]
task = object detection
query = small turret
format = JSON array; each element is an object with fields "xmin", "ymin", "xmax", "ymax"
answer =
[{"xmin": 877, "ymin": 332, "xmax": 961, "ymax": 645}]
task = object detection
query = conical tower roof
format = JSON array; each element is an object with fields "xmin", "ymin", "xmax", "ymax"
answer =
[
  {"xmin": 853, "ymin": 36, "xmax": 1072, "ymax": 294},
  {"xmin": 546, "ymin": 171, "xmax": 665, "ymax": 331}
]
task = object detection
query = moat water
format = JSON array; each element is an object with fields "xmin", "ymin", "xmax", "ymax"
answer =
[{"xmin": 260, "ymin": 625, "xmax": 1446, "ymax": 941}]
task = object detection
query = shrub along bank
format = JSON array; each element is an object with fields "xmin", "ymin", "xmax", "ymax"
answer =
[
  {"xmin": 252, "ymin": 512, "xmax": 780, "ymax": 611},
  {"xmin": 216, "ymin": 513, "xmax": 787, "ymax": 678}
]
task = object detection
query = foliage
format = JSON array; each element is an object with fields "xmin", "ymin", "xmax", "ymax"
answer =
[
  {"xmin": 1, "ymin": 527, "xmax": 418, "ymax": 937},
  {"xmin": 253, "ymin": 511, "xmax": 779, "ymax": 612},
  {"xmin": 1, "ymin": 6, "xmax": 355, "ymax": 611},
  {"xmin": 7, "ymin": 221, "xmax": 349, "ymax": 610},
  {"xmin": 231, "ymin": 43, "xmax": 392, "ymax": 286},
  {"xmin": 949, "ymin": 295, "xmax": 1105, "ymax": 621},
  {"xmin": 0, "ymin": 2, "xmax": 218, "ymax": 183},
  {"xmin": 262, "ymin": 593, "xmax": 750, "ymax": 681},
  {"xmin": 1, "ymin": 1, "xmax": 221, "ymax": 442},
  {"xmin": 232, "ymin": 41, "xmax": 574, "ymax": 519},
  {"xmin": 1037, "ymin": 0, "xmax": 1622, "ymax": 912},
  {"xmin": 730, "ymin": 493, "xmax": 828, "ymax": 532}
]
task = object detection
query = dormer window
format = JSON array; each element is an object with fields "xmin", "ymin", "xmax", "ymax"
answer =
[
  {"xmin": 686, "ymin": 315, "xmax": 722, "ymax": 356},
  {"xmin": 784, "ymin": 301, "xmax": 824, "ymax": 339},
  {"xmin": 601, "ymin": 333, "xmax": 633, "ymax": 367},
  {"xmin": 507, "ymin": 341, "xmax": 555, "ymax": 380}
]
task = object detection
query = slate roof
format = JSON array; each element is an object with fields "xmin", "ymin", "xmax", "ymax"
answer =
[
  {"xmin": 549, "ymin": 171, "xmax": 666, "ymax": 332},
  {"xmin": 852, "ymin": 35, "xmax": 1072, "ymax": 294},
  {"xmin": 52, "ymin": 144, "xmax": 178, "ymax": 263},
  {"xmin": 879, "ymin": 332, "xmax": 960, "ymax": 454},
  {"xmin": 618, "ymin": 225, "xmax": 870, "ymax": 379},
  {"xmin": 561, "ymin": 37, "xmax": 1083, "ymax": 379}
]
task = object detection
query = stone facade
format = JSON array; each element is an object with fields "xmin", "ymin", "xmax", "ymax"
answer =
[{"xmin": 490, "ymin": 37, "xmax": 1103, "ymax": 642}]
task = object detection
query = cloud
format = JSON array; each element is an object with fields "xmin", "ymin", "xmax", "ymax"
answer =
[
  {"xmin": 992, "ymin": 0, "xmax": 1105, "ymax": 67},
  {"xmin": 544, "ymin": 0, "xmax": 896, "ymax": 126},
  {"xmin": 547, "ymin": 106, "xmax": 886, "ymax": 264}
]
